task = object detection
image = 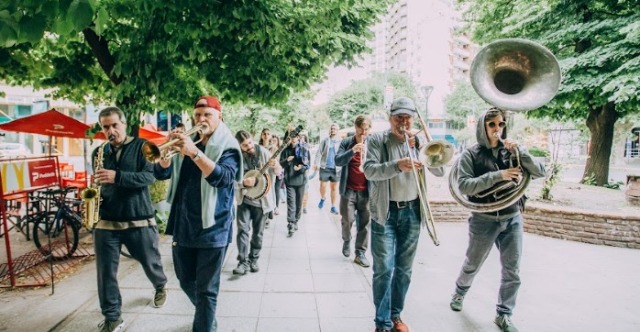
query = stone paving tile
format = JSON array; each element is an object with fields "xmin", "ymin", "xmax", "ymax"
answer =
[
  {"xmin": 263, "ymin": 272, "xmax": 314, "ymax": 292},
  {"xmin": 256, "ymin": 317, "xmax": 320, "ymax": 332},
  {"xmin": 319, "ymin": 317, "xmax": 375, "ymax": 332},
  {"xmin": 315, "ymin": 292, "xmax": 372, "ymax": 318},
  {"xmin": 259, "ymin": 293, "xmax": 317, "ymax": 318},
  {"xmin": 312, "ymin": 273, "xmax": 367, "ymax": 293},
  {"xmin": 217, "ymin": 291, "xmax": 262, "ymax": 317}
]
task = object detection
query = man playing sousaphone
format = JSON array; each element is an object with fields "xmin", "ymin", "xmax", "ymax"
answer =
[
  {"xmin": 449, "ymin": 107, "xmax": 546, "ymax": 332},
  {"xmin": 232, "ymin": 130, "xmax": 281, "ymax": 275}
]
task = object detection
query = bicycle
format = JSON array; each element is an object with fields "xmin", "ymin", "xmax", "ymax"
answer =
[
  {"xmin": 1, "ymin": 192, "xmax": 46, "ymax": 241},
  {"xmin": 31, "ymin": 187, "xmax": 83, "ymax": 261}
]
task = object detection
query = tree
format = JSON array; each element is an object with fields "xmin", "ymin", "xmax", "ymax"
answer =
[
  {"xmin": 458, "ymin": 0, "xmax": 640, "ymax": 185},
  {"xmin": 324, "ymin": 72, "xmax": 418, "ymax": 128},
  {"xmin": 444, "ymin": 80, "xmax": 489, "ymax": 129},
  {"xmin": 0, "ymin": 0, "xmax": 391, "ymax": 124}
]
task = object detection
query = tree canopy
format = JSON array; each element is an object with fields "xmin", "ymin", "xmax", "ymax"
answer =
[
  {"xmin": 323, "ymin": 72, "xmax": 418, "ymax": 128},
  {"xmin": 458, "ymin": 0, "xmax": 640, "ymax": 185},
  {"xmin": 0, "ymin": 0, "xmax": 391, "ymax": 121}
]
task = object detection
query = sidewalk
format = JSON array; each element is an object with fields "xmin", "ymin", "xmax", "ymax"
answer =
[{"xmin": 2, "ymin": 184, "xmax": 640, "ymax": 331}]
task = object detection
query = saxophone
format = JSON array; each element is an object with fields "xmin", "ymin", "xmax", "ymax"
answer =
[{"xmin": 80, "ymin": 142, "xmax": 107, "ymax": 230}]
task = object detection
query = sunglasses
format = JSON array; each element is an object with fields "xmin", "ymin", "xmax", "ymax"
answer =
[{"xmin": 487, "ymin": 121, "xmax": 506, "ymax": 129}]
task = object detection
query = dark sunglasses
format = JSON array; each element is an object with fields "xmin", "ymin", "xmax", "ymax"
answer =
[{"xmin": 487, "ymin": 121, "xmax": 506, "ymax": 128}]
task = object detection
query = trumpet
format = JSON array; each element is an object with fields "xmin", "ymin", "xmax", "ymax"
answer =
[{"xmin": 142, "ymin": 122, "xmax": 209, "ymax": 162}]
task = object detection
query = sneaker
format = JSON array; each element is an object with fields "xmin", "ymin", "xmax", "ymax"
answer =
[
  {"xmin": 318, "ymin": 198, "xmax": 325, "ymax": 209},
  {"xmin": 354, "ymin": 253, "xmax": 370, "ymax": 268},
  {"xmin": 374, "ymin": 329, "xmax": 391, "ymax": 332},
  {"xmin": 98, "ymin": 317, "xmax": 124, "ymax": 332},
  {"xmin": 293, "ymin": 223, "xmax": 299, "ymax": 231},
  {"xmin": 303, "ymin": 208, "xmax": 308, "ymax": 214},
  {"xmin": 391, "ymin": 317, "xmax": 409, "ymax": 332},
  {"xmin": 265, "ymin": 220, "xmax": 270, "ymax": 229},
  {"xmin": 330, "ymin": 206, "xmax": 339, "ymax": 215},
  {"xmin": 494, "ymin": 314, "xmax": 519, "ymax": 332},
  {"xmin": 342, "ymin": 241, "xmax": 350, "ymax": 257},
  {"xmin": 450, "ymin": 293, "xmax": 464, "ymax": 312},
  {"xmin": 249, "ymin": 260, "xmax": 259, "ymax": 273},
  {"xmin": 233, "ymin": 261, "xmax": 249, "ymax": 275},
  {"xmin": 153, "ymin": 287, "xmax": 167, "ymax": 308},
  {"xmin": 287, "ymin": 223, "xmax": 295, "ymax": 237},
  {"xmin": 274, "ymin": 209, "xmax": 279, "ymax": 215}
]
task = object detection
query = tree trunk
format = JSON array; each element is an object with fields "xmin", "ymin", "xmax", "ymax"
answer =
[{"xmin": 582, "ymin": 102, "xmax": 618, "ymax": 186}]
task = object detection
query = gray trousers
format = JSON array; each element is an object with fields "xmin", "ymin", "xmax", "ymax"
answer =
[
  {"xmin": 454, "ymin": 215, "xmax": 523, "ymax": 316},
  {"xmin": 94, "ymin": 226, "xmax": 167, "ymax": 321},
  {"xmin": 339, "ymin": 188, "xmax": 370, "ymax": 254},
  {"xmin": 236, "ymin": 203, "xmax": 267, "ymax": 262}
]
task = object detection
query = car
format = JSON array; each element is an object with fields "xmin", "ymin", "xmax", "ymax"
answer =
[{"xmin": 0, "ymin": 142, "xmax": 32, "ymax": 159}]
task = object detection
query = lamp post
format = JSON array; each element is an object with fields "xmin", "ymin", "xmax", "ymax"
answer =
[{"xmin": 421, "ymin": 85, "xmax": 434, "ymax": 125}]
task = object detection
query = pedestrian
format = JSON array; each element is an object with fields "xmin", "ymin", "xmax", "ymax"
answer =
[
  {"xmin": 259, "ymin": 128, "xmax": 271, "ymax": 148},
  {"xmin": 449, "ymin": 107, "xmax": 545, "ymax": 332},
  {"xmin": 363, "ymin": 97, "xmax": 445, "ymax": 332},
  {"xmin": 233, "ymin": 130, "xmax": 280, "ymax": 275},
  {"xmin": 335, "ymin": 114, "xmax": 372, "ymax": 267},
  {"xmin": 154, "ymin": 95, "xmax": 242, "ymax": 332},
  {"xmin": 314, "ymin": 123, "xmax": 342, "ymax": 214},
  {"xmin": 268, "ymin": 134, "xmax": 285, "ymax": 219},
  {"xmin": 92, "ymin": 106, "xmax": 168, "ymax": 332},
  {"xmin": 280, "ymin": 131, "xmax": 310, "ymax": 236},
  {"xmin": 299, "ymin": 133, "xmax": 312, "ymax": 214}
]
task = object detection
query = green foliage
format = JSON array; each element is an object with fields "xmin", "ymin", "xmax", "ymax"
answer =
[
  {"xmin": 540, "ymin": 161, "xmax": 562, "ymax": 200},
  {"xmin": 0, "ymin": 0, "xmax": 391, "ymax": 123},
  {"xmin": 444, "ymin": 80, "xmax": 490, "ymax": 128},
  {"xmin": 528, "ymin": 147, "xmax": 550, "ymax": 158},
  {"xmin": 582, "ymin": 173, "xmax": 623, "ymax": 190},
  {"xmin": 323, "ymin": 72, "xmax": 419, "ymax": 128},
  {"xmin": 149, "ymin": 179, "xmax": 169, "ymax": 204}
]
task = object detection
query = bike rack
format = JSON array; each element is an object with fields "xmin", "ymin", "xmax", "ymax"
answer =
[{"xmin": 0, "ymin": 156, "xmax": 94, "ymax": 289}]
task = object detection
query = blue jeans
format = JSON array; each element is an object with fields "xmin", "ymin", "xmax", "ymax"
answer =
[
  {"xmin": 454, "ymin": 214, "xmax": 523, "ymax": 316},
  {"xmin": 371, "ymin": 205, "xmax": 421, "ymax": 330},
  {"xmin": 173, "ymin": 245, "xmax": 227, "ymax": 332}
]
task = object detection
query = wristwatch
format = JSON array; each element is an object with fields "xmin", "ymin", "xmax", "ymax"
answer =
[{"xmin": 191, "ymin": 150, "xmax": 201, "ymax": 160}]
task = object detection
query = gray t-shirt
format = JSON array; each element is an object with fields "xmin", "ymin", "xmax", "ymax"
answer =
[{"xmin": 386, "ymin": 135, "xmax": 419, "ymax": 202}]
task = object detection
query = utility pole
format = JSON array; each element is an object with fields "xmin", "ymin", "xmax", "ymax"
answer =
[{"xmin": 421, "ymin": 85, "xmax": 433, "ymax": 125}]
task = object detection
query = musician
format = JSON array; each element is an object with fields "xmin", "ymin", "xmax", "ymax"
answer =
[
  {"xmin": 363, "ymin": 97, "xmax": 444, "ymax": 332},
  {"xmin": 93, "ymin": 106, "xmax": 168, "ymax": 332},
  {"xmin": 314, "ymin": 123, "xmax": 342, "ymax": 214},
  {"xmin": 279, "ymin": 132, "xmax": 310, "ymax": 236},
  {"xmin": 449, "ymin": 107, "xmax": 545, "ymax": 332},
  {"xmin": 233, "ymin": 130, "xmax": 280, "ymax": 275},
  {"xmin": 335, "ymin": 114, "xmax": 372, "ymax": 267},
  {"xmin": 154, "ymin": 96, "xmax": 242, "ymax": 332}
]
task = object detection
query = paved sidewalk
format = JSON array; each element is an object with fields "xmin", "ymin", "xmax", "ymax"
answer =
[{"xmin": 2, "ymin": 188, "xmax": 640, "ymax": 331}]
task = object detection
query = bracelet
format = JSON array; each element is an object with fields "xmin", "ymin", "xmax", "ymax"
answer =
[{"xmin": 191, "ymin": 150, "xmax": 201, "ymax": 160}]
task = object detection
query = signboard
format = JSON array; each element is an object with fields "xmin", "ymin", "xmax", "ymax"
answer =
[{"xmin": 1, "ymin": 157, "xmax": 59, "ymax": 195}]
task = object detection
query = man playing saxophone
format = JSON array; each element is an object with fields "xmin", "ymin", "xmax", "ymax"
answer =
[
  {"xmin": 92, "ymin": 106, "xmax": 168, "ymax": 332},
  {"xmin": 449, "ymin": 107, "xmax": 545, "ymax": 332}
]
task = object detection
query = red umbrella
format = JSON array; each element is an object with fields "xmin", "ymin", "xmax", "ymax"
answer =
[
  {"xmin": 0, "ymin": 109, "xmax": 101, "ymax": 139},
  {"xmin": 139, "ymin": 124, "xmax": 167, "ymax": 145}
]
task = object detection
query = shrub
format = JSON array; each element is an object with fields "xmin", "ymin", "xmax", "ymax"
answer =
[{"xmin": 528, "ymin": 146, "xmax": 550, "ymax": 158}]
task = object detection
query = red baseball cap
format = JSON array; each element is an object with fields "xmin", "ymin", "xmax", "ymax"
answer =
[{"xmin": 194, "ymin": 95, "xmax": 221, "ymax": 111}]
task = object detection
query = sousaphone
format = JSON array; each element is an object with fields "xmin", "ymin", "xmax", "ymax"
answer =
[{"xmin": 449, "ymin": 38, "xmax": 561, "ymax": 212}]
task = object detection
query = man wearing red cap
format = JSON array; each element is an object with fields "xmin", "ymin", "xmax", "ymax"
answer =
[{"xmin": 154, "ymin": 95, "xmax": 243, "ymax": 332}]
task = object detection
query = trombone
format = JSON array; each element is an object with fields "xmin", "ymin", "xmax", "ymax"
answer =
[
  {"xmin": 402, "ymin": 111, "xmax": 454, "ymax": 246},
  {"xmin": 142, "ymin": 122, "xmax": 209, "ymax": 163}
]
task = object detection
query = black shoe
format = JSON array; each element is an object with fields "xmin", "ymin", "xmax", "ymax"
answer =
[
  {"xmin": 249, "ymin": 260, "xmax": 259, "ymax": 272},
  {"xmin": 303, "ymin": 208, "xmax": 308, "ymax": 214},
  {"xmin": 354, "ymin": 253, "xmax": 370, "ymax": 268},
  {"xmin": 342, "ymin": 241, "xmax": 350, "ymax": 257},
  {"xmin": 287, "ymin": 223, "xmax": 294, "ymax": 237},
  {"xmin": 233, "ymin": 261, "xmax": 249, "ymax": 275}
]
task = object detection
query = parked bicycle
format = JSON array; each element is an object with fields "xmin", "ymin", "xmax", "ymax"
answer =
[
  {"xmin": 31, "ymin": 187, "xmax": 83, "ymax": 261},
  {"xmin": 1, "ymin": 192, "xmax": 46, "ymax": 241}
]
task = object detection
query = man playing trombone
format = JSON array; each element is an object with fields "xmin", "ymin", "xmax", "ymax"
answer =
[
  {"xmin": 363, "ymin": 97, "xmax": 445, "ymax": 332},
  {"xmin": 335, "ymin": 114, "xmax": 372, "ymax": 267},
  {"xmin": 449, "ymin": 107, "xmax": 545, "ymax": 332}
]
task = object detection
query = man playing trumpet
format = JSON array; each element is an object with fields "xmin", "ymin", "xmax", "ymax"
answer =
[
  {"xmin": 335, "ymin": 114, "xmax": 372, "ymax": 267},
  {"xmin": 449, "ymin": 107, "xmax": 545, "ymax": 332},
  {"xmin": 154, "ymin": 96, "xmax": 242, "ymax": 332},
  {"xmin": 363, "ymin": 97, "xmax": 445, "ymax": 332}
]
